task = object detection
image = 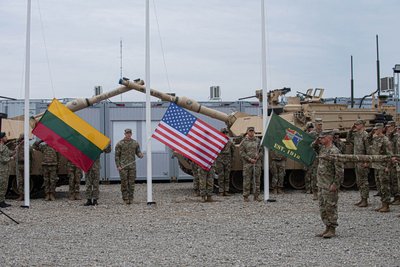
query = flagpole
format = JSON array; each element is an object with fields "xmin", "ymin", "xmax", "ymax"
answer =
[
  {"xmin": 22, "ymin": 0, "xmax": 31, "ymax": 208},
  {"xmin": 261, "ymin": 0, "xmax": 271, "ymax": 202},
  {"xmin": 145, "ymin": 0, "xmax": 155, "ymax": 205}
]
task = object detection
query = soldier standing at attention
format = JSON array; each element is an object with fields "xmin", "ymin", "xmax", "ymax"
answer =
[
  {"xmin": 33, "ymin": 140, "xmax": 59, "ymax": 201},
  {"xmin": 385, "ymin": 121, "xmax": 400, "ymax": 204},
  {"xmin": 368, "ymin": 123, "xmax": 393, "ymax": 212},
  {"xmin": 15, "ymin": 134, "xmax": 32, "ymax": 201},
  {"xmin": 270, "ymin": 150, "xmax": 286, "ymax": 194},
  {"xmin": 346, "ymin": 119, "xmax": 370, "ymax": 207},
  {"xmin": 215, "ymin": 128, "xmax": 235, "ymax": 196},
  {"xmin": 304, "ymin": 122, "xmax": 314, "ymax": 194},
  {"xmin": 115, "ymin": 129, "xmax": 143, "ymax": 205},
  {"xmin": 0, "ymin": 132, "xmax": 13, "ymax": 208},
  {"xmin": 198, "ymin": 164, "xmax": 215, "ymax": 202},
  {"xmin": 309, "ymin": 118, "xmax": 324, "ymax": 200},
  {"xmin": 67, "ymin": 160, "xmax": 83, "ymax": 200},
  {"xmin": 392, "ymin": 125, "xmax": 400, "ymax": 207},
  {"xmin": 84, "ymin": 144, "xmax": 112, "ymax": 206},
  {"xmin": 240, "ymin": 126, "xmax": 263, "ymax": 202},
  {"xmin": 315, "ymin": 130, "xmax": 343, "ymax": 239}
]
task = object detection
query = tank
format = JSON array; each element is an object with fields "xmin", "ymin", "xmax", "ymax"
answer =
[
  {"xmin": 1, "ymin": 84, "xmax": 138, "ymax": 197},
  {"xmin": 119, "ymin": 77, "xmax": 396, "ymax": 191}
]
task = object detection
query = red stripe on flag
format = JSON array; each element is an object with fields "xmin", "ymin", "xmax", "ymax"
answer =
[
  {"xmin": 195, "ymin": 119, "xmax": 229, "ymax": 146},
  {"xmin": 33, "ymin": 123, "xmax": 95, "ymax": 172}
]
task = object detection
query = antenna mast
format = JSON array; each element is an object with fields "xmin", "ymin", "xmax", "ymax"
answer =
[{"xmin": 120, "ymin": 39, "xmax": 123, "ymax": 101}]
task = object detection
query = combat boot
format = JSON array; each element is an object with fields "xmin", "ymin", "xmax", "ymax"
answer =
[
  {"xmin": 315, "ymin": 226, "xmax": 329, "ymax": 237},
  {"xmin": 74, "ymin": 192, "xmax": 81, "ymax": 200},
  {"xmin": 201, "ymin": 196, "xmax": 207, "ymax": 202},
  {"xmin": 391, "ymin": 196, "xmax": 400, "ymax": 205},
  {"xmin": 254, "ymin": 195, "xmax": 262, "ymax": 202},
  {"xmin": 243, "ymin": 196, "xmax": 249, "ymax": 202},
  {"xmin": 277, "ymin": 188, "xmax": 284, "ymax": 194},
  {"xmin": 206, "ymin": 196, "xmax": 214, "ymax": 202},
  {"xmin": 224, "ymin": 192, "xmax": 231, "ymax": 196},
  {"xmin": 323, "ymin": 226, "xmax": 336, "ymax": 238},
  {"xmin": 218, "ymin": 192, "xmax": 224, "ymax": 196},
  {"xmin": 49, "ymin": 193, "xmax": 56, "ymax": 201},
  {"xmin": 357, "ymin": 198, "xmax": 368, "ymax": 208},
  {"xmin": 69, "ymin": 193, "xmax": 75, "ymax": 201},
  {"xmin": 194, "ymin": 190, "xmax": 200, "ymax": 197},
  {"xmin": 378, "ymin": 202, "xmax": 390, "ymax": 212},
  {"xmin": 123, "ymin": 199, "xmax": 129, "ymax": 204},
  {"xmin": 92, "ymin": 199, "xmax": 98, "ymax": 206},
  {"xmin": 354, "ymin": 199, "xmax": 362, "ymax": 206},
  {"xmin": 45, "ymin": 193, "xmax": 50, "ymax": 201},
  {"xmin": 312, "ymin": 191, "xmax": 318, "ymax": 201},
  {"xmin": 16, "ymin": 194, "xmax": 24, "ymax": 201},
  {"xmin": 84, "ymin": 199, "xmax": 92, "ymax": 206},
  {"xmin": 0, "ymin": 201, "xmax": 11, "ymax": 208}
]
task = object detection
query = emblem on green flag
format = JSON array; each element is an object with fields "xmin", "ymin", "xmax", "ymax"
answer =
[{"xmin": 262, "ymin": 113, "xmax": 316, "ymax": 166}]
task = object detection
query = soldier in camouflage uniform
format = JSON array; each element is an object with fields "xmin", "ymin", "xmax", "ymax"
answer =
[
  {"xmin": 270, "ymin": 150, "xmax": 286, "ymax": 194},
  {"xmin": 315, "ymin": 130, "xmax": 344, "ymax": 239},
  {"xmin": 198, "ymin": 164, "xmax": 215, "ymax": 202},
  {"xmin": 215, "ymin": 128, "xmax": 234, "ymax": 196},
  {"xmin": 15, "ymin": 134, "xmax": 32, "ymax": 201},
  {"xmin": 367, "ymin": 123, "xmax": 393, "ymax": 212},
  {"xmin": 190, "ymin": 159, "xmax": 200, "ymax": 196},
  {"xmin": 304, "ymin": 122, "xmax": 314, "ymax": 193},
  {"xmin": 240, "ymin": 126, "xmax": 263, "ymax": 202},
  {"xmin": 0, "ymin": 132, "xmax": 13, "ymax": 208},
  {"xmin": 84, "ymin": 144, "xmax": 112, "ymax": 206},
  {"xmin": 393, "ymin": 125, "xmax": 400, "ymax": 206},
  {"xmin": 346, "ymin": 119, "xmax": 370, "ymax": 207},
  {"xmin": 309, "ymin": 118, "xmax": 324, "ymax": 200},
  {"xmin": 115, "ymin": 129, "xmax": 143, "ymax": 205},
  {"xmin": 67, "ymin": 160, "xmax": 83, "ymax": 200},
  {"xmin": 385, "ymin": 121, "xmax": 399, "ymax": 204},
  {"xmin": 33, "ymin": 140, "xmax": 59, "ymax": 201}
]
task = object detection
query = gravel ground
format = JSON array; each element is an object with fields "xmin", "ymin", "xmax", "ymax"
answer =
[{"xmin": 1, "ymin": 182, "xmax": 400, "ymax": 267}]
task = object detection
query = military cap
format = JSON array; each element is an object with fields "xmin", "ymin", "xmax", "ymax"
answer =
[
  {"xmin": 306, "ymin": 122, "xmax": 314, "ymax": 129},
  {"xmin": 19, "ymin": 133, "xmax": 24, "ymax": 139},
  {"xmin": 0, "ymin": 132, "xmax": 5, "ymax": 138},
  {"xmin": 354, "ymin": 119, "xmax": 365, "ymax": 125},
  {"xmin": 386, "ymin": 121, "xmax": 396, "ymax": 126},
  {"xmin": 124, "ymin": 128, "xmax": 132, "ymax": 133},
  {"xmin": 220, "ymin": 128, "xmax": 228, "ymax": 134},
  {"xmin": 373, "ymin": 123, "xmax": 384, "ymax": 130},
  {"xmin": 332, "ymin": 129, "xmax": 340, "ymax": 135},
  {"xmin": 318, "ymin": 130, "xmax": 333, "ymax": 138},
  {"xmin": 315, "ymin": 118, "xmax": 323, "ymax": 125},
  {"xmin": 247, "ymin": 126, "xmax": 255, "ymax": 132}
]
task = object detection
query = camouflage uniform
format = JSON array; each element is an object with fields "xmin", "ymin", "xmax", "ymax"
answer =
[
  {"xmin": 33, "ymin": 142, "xmax": 58, "ymax": 197},
  {"xmin": 15, "ymin": 139, "xmax": 32, "ymax": 196},
  {"xmin": 215, "ymin": 140, "xmax": 234, "ymax": 194},
  {"xmin": 317, "ymin": 143, "xmax": 344, "ymax": 231},
  {"xmin": 0, "ymin": 143, "xmax": 12, "ymax": 204},
  {"xmin": 270, "ymin": 150, "xmax": 286, "ymax": 190},
  {"xmin": 115, "ymin": 138, "xmax": 143, "ymax": 202},
  {"xmin": 368, "ymin": 133, "xmax": 392, "ymax": 204},
  {"xmin": 198, "ymin": 165, "xmax": 214, "ymax": 199},
  {"xmin": 67, "ymin": 160, "xmax": 82, "ymax": 198},
  {"xmin": 393, "ymin": 132, "xmax": 400, "ymax": 203},
  {"xmin": 239, "ymin": 135, "xmax": 263, "ymax": 199},
  {"xmin": 190, "ymin": 160, "xmax": 200, "ymax": 195},
  {"xmin": 85, "ymin": 145, "xmax": 112, "ymax": 202},
  {"xmin": 387, "ymin": 131, "xmax": 398, "ymax": 198},
  {"xmin": 346, "ymin": 128, "xmax": 370, "ymax": 200},
  {"xmin": 310, "ymin": 128, "xmax": 323, "ymax": 196}
]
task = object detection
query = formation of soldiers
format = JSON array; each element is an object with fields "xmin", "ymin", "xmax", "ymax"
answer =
[{"xmin": 0, "ymin": 129, "xmax": 143, "ymax": 207}]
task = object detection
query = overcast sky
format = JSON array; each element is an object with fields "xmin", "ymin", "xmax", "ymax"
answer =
[{"xmin": 0, "ymin": 0, "xmax": 399, "ymax": 102}]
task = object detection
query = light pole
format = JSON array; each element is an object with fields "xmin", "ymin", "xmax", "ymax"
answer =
[{"xmin": 394, "ymin": 64, "xmax": 400, "ymax": 122}]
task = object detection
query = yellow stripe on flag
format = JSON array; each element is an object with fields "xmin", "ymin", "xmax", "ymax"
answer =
[{"xmin": 47, "ymin": 99, "xmax": 110, "ymax": 149}]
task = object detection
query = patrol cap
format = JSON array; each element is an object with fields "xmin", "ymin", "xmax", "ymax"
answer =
[
  {"xmin": 315, "ymin": 118, "xmax": 323, "ymax": 125},
  {"xmin": 247, "ymin": 126, "xmax": 255, "ymax": 132},
  {"xmin": 0, "ymin": 132, "xmax": 5, "ymax": 138},
  {"xmin": 306, "ymin": 122, "xmax": 314, "ymax": 129},
  {"xmin": 19, "ymin": 133, "xmax": 24, "ymax": 139},
  {"xmin": 373, "ymin": 123, "xmax": 384, "ymax": 130},
  {"xmin": 124, "ymin": 128, "xmax": 132, "ymax": 133},
  {"xmin": 386, "ymin": 121, "xmax": 396, "ymax": 126},
  {"xmin": 318, "ymin": 130, "xmax": 333, "ymax": 138},
  {"xmin": 354, "ymin": 119, "xmax": 365, "ymax": 125}
]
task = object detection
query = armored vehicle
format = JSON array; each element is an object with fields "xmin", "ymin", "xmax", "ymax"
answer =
[{"xmin": 119, "ymin": 77, "xmax": 395, "ymax": 191}]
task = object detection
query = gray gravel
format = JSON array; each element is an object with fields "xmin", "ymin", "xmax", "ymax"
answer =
[{"xmin": 1, "ymin": 183, "xmax": 400, "ymax": 266}]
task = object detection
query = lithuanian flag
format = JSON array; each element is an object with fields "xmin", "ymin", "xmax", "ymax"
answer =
[{"xmin": 32, "ymin": 99, "xmax": 110, "ymax": 172}]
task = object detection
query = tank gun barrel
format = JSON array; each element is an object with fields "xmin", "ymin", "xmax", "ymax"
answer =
[{"xmin": 119, "ymin": 77, "xmax": 232, "ymax": 124}]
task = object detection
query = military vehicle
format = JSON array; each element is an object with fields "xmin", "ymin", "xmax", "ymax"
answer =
[
  {"xmin": 1, "ymin": 84, "xmax": 139, "ymax": 196},
  {"xmin": 119, "ymin": 77, "xmax": 395, "ymax": 191}
]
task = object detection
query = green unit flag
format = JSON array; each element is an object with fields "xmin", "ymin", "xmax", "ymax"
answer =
[{"xmin": 262, "ymin": 113, "xmax": 316, "ymax": 166}]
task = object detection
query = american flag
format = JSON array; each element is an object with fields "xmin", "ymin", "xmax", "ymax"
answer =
[{"xmin": 152, "ymin": 103, "xmax": 229, "ymax": 170}]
